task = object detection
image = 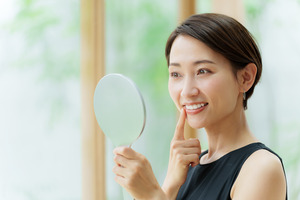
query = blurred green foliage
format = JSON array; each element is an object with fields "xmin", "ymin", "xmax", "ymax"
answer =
[
  {"xmin": 244, "ymin": 0, "xmax": 272, "ymax": 41},
  {"xmin": 106, "ymin": 0, "xmax": 176, "ymax": 114},
  {"xmin": 7, "ymin": 0, "xmax": 80, "ymax": 81},
  {"xmin": 244, "ymin": 0, "xmax": 271, "ymax": 19},
  {"xmin": 4, "ymin": 0, "xmax": 81, "ymax": 128},
  {"xmin": 1, "ymin": 1, "xmax": 81, "ymax": 199}
]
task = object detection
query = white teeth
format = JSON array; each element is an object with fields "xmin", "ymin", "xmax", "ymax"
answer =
[{"xmin": 185, "ymin": 103, "xmax": 207, "ymax": 110}]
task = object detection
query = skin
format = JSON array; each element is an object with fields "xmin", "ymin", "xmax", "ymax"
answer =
[{"xmin": 113, "ymin": 35, "xmax": 286, "ymax": 200}]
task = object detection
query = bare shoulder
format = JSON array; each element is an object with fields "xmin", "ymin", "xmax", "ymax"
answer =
[{"xmin": 231, "ymin": 149, "xmax": 286, "ymax": 200}]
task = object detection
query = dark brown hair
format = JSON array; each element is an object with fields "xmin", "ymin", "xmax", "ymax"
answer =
[{"xmin": 165, "ymin": 13, "xmax": 262, "ymax": 109}]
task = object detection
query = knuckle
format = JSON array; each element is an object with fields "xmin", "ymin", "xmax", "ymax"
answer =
[
  {"xmin": 173, "ymin": 148, "xmax": 182, "ymax": 156},
  {"xmin": 140, "ymin": 156, "xmax": 148, "ymax": 165},
  {"xmin": 170, "ymin": 140, "xmax": 179, "ymax": 149},
  {"xmin": 121, "ymin": 147, "xmax": 129, "ymax": 154},
  {"xmin": 129, "ymin": 162, "xmax": 141, "ymax": 176},
  {"xmin": 192, "ymin": 155, "xmax": 200, "ymax": 165},
  {"xmin": 177, "ymin": 154, "xmax": 185, "ymax": 163},
  {"xmin": 129, "ymin": 169, "xmax": 136, "ymax": 179},
  {"xmin": 113, "ymin": 155, "xmax": 119, "ymax": 163},
  {"xmin": 192, "ymin": 154, "xmax": 199, "ymax": 160},
  {"xmin": 135, "ymin": 162, "xmax": 143, "ymax": 172},
  {"xmin": 173, "ymin": 148, "xmax": 179, "ymax": 155},
  {"xmin": 113, "ymin": 154, "xmax": 118, "ymax": 160},
  {"xmin": 194, "ymin": 139, "xmax": 200, "ymax": 146},
  {"xmin": 189, "ymin": 138, "xmax": 199, "ymax": 145},
  {"xmin": 198, "ymin": 147, "xmax": 202, "ymax": 155},
  {"xmin": 112, "ymin": 165, "xmax": 116, "ymax": 173}
]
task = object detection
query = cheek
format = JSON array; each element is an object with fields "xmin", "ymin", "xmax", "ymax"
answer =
[
  {"xmin": 168, "ymin": 80, "xmax": 181, "ymax": 107},
  {"xmin": 205, "ymin": 76, "xmax": 239, "ymax": 106}
]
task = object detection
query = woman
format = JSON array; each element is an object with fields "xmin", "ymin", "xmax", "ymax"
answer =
[{"xmin": 113, "ymin": 13, "xmax": 287, "ymax": 200}]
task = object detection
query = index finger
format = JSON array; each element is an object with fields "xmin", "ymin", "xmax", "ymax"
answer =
[{"xmin": 173, "ymin": 108, "xmax": 186, "ymax": 140}]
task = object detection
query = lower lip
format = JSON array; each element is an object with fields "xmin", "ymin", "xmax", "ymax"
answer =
[{"xmin": 185, "ymin": 104, "xmax": 208, "ymax": 115}]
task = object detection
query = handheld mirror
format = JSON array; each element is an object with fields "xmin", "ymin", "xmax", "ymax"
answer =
[{"xmin": 94, "ymin": 73, "xmax": 146, "ymax": 147}]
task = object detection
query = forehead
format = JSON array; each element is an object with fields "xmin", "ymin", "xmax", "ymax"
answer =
[{"xmin": 169, "ymin": 35, "xmax": 228, "ymax": 66}]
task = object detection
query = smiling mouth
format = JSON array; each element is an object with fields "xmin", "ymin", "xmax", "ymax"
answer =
[{"xmin": 185, "ymin": 103, "xmax": 208, "ymax": 110}]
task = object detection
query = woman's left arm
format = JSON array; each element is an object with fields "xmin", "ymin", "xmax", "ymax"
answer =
[
  {"xmin": 231, "ymin": 149, "xmax": 286, "ymax": 200},
  {"xmin": 113, "ymin": 146, "xmax": 167, "ymax": 200}
]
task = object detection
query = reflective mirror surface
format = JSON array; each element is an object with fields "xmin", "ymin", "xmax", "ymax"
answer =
[{"xmin": 94, "ymin": 74, "xmax": 146, "ymax": 146}]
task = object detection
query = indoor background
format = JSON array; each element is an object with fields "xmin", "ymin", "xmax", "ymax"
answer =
[{"xmin": 0, "ymin": 0, "xmax": 300, "ymax": 199}]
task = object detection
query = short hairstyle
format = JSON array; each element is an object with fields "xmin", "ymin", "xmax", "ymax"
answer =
[{"xmin": 165, "ymin": 13, "xmax": 262, "ymax": 109}]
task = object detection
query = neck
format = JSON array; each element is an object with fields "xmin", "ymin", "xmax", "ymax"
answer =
[{"xmin": 203, "ymin": 107, "xmax": 258, "ymax": 163}]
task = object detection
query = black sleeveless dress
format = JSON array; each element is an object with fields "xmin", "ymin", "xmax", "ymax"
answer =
[{"xmin": 176, "ymin": 142, "xmax": 287, "ymax": 200}]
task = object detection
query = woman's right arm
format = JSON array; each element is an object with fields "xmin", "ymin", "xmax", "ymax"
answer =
[{"xmin": 162, "ymin": 109, "xmax": 201, "ymax": 200}]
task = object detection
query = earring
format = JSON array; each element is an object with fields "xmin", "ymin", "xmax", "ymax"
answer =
[{"xmin": 243, "ymin": 92, "xmax": 246, "ymax": 101}]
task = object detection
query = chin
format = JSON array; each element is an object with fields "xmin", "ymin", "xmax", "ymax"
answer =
[{"xmin": 186, "ymin": 118, "xmax": 205, "ymax": 129}]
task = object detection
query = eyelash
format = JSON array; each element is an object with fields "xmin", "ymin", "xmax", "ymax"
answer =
[
  {"xmin": 197, "ymin": 69, "xmax": 210, "ymax": 75},
  {"xmin": 170, "ymin": 69, "xmax": 211, "ymax": 78},
  {"xmin": 170, "ymin": 72, "xmax": 181, "ymax": 78}
]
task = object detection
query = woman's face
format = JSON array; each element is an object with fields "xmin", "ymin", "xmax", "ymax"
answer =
[{"xmin": 168, "ymin": 35, "xmax": 242, "ymax": 129}]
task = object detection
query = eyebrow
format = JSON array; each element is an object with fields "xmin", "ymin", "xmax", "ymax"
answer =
[{"xmin": 169, "ymin": 60, "xmax": 215, "ymax": 67}]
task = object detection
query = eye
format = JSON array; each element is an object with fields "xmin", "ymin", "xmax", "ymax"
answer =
[
  {"xmin": 170, "ymin": 72, "xmax": 181, "ymax": 78},
  {"xmin": 197, "ymin": 69, "xmax": 210, "ymax": 75}
]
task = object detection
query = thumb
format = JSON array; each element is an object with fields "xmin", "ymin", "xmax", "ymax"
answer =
[{"xmin": 173, "ymin": 108, "xmax": 186, "ymax": 140}]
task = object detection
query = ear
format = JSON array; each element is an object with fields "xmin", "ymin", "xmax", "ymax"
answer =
[{"xmin": 237, "ymin": 63, "xmax": 257, "ymax": 92}]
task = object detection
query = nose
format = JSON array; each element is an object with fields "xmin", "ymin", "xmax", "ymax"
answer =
[{"xmin": 180, "ymin": 78, "xmax": 199, "ymax": 98}]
